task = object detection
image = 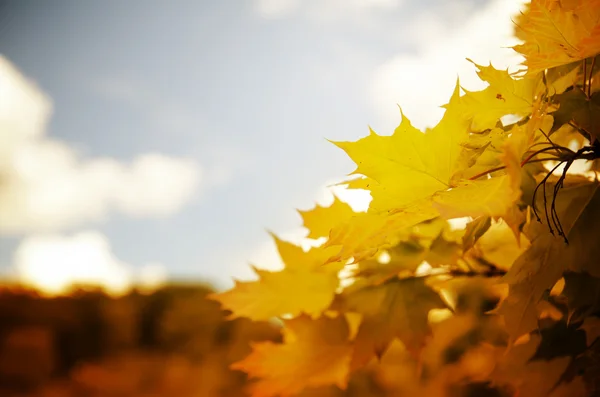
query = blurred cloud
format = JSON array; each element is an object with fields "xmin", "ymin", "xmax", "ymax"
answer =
[
  {"xmin": 0, "ymin": 57, "xmax": 202, "ymax": 234},
  {"xmin": 371, "ymin": 0, "xmax": 527, "ymax": 130},
  {"xmin": 137, "ymin": 263, "xmax": 169, "ymax": 293},
  {"xmin": 13, "ymin": 231, "xmax": 138, "ymax": 295},
  {"xmin": 254, "ymin": 0, "xmax": 403, "ymax": 20},
  {"xmin": 13, "ymin": 230, "xmax": 168, "ymax": 296}
]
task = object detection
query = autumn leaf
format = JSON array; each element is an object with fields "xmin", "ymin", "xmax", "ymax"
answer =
[
  {"xmin": 455, "ymin": 61, "xmax": 542, "ymax": 131},
  {"xmin": 211, "ymin": 236, "xmax": 342, "ymax": 321},
  {"xmin": 545, "ymin": 61, "xmax": 582, "ymax": 95},
  {"xmin": 532, "ymin": 321, "xmax": 587, "ymax": 362},
  {"xmin": 353, "ymin": 242, "xmax": 427, "ymax": 285},
  {"xmin": 352, "ymin": 219, "xmax": 461, "ymax": 284},
  {"xmin": 500, "ymin": 181, "xmax": 600, "ymax": 340},
  {"xmin": 424, "ymin": 229, "xmax": 463, "ymax": 267},
  {"xmin": 326, "ymin": 86, "xmax": 522, "ymax": 263},
  {"xmin": 580, "ymin": 316, "xmax": 600, "ymax": 345},
  {"xmin": 299, "ymin": 195, "xmax": 357, "ymax": 240},
  {"xmin": 514, "ymin": 0, "xmax": 600, "ymax": 74},
  {"xmin": 463, "ymin": 216, "xmax": 492, "ymax": 252},
  {"xmin": 548, "ymin": 377, "xmax": 589, "ymax": 397},
  {"xmin": 562, "ymin": 272, "xmax": 600, "ymax": 322},
  {"xmin": 224, "ymin": 1, "xmax": 600, "ymax": 394},
  {"xmin": 553, "ymin": 87, "xmax": 600, "ymax": 141},
  {"xmin": 324, "ymin": 202, "xmax": 439, "ymax": 263},
  {"xmin": 235, "ymin": 315, "xmax": 354, "ymax": 397},
  {"xmin": 471, "ymin": 219, "xmax": 530, "ymax": 270},
  {"xmin": 431, "ymin": 176, "xmax": 517, "ymax": 219},
  {"xmin": 502, "ymin": 356, "xmax": 572, "ymax": 397},
  {"xmin": 340, "ymin": 277, "xmax": 446, "ymax": 367},
  {"xmin": 332, "ymin": 84, "xmax": 468, "ymax": 211}
]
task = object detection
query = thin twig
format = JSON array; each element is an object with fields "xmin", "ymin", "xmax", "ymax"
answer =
[
  {"xmin": 589, "ymin": 57, "xmax": 596, "ymax": 98},
  {"xmin": 583, "ymin": 59, "xmax": 588, "ymax": 96},
  {"xmin": 396, "ymin": 267, "xmax": 507, "ymax": 282},
  {"xmin": 521, "ymin": 146, "xmax": 569, "ymax": 166},
  {"xmin": 531, "ymin": 161, "xmax": 564, "ymax": 223},
  {"xmin": 469, "ymin": 166, "xmax": 506, "ymax": 181}
]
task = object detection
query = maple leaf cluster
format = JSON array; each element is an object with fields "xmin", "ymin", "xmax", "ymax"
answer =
[{"xmin": 212, "ymin": 1, "xmax": 600, "ymax": 396}]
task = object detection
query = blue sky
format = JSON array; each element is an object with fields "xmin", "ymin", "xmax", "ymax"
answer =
[{"xmin": 0, "ymin": 0, "xmax": 524, "ymax": 290}]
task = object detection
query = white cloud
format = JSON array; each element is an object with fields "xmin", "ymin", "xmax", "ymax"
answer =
[
  {"xmin": 13, "ymin": 231, "xmax": 168, "ymax": 296},
  {"xmin": 371, "ymin": 0, "xmax": 527, "ymax": 131},
  {"xmin": 137, "ymin": 263, "xmax": 168, "ymax": 293},
  {"xmin": 13, "ymin": 231, "xmax": 147, "ymax": 296},
  {"xmin": 255, "ymin": 0, "xmax": 300, "ymax": 19},
  {"xmin": 254, "ymin": 0, "xmax": 403, "ymax": 20},
  {"xmin": 0, "ymin": 56, "xmax": 201, "ymax": 234}
]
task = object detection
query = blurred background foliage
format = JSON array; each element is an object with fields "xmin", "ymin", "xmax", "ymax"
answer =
[
  {"xmin": 0, "ymin": 280, "xmax": 528, "ymax": 397},
  {"xmin": 0, "ymin": 283, "xmax": 281, "ymax": 397}
]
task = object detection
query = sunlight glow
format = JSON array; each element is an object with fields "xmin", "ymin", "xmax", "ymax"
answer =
[{"xmin": 14, "ymin": 232, "xmax": 132, "ymax": 296}]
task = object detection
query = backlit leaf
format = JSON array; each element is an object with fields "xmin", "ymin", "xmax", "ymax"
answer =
[
  {"xmin": 514, "ymin": 0, "xmax": 600, "ymax": 74},
  {"xmin": 211, "ymin": 238, "xmax": 341, "ymax": 321},
  {"xmin": 456, "ymin": 61, "xmax": 541, "ymax": 131},
  {"xmin": 299, "ymin": 196, "xmax": 357, "ymax": 240},
  {"xmin": 234, "ymin": 315, "xmax": 354, "ymax": 397},
  {"xmin": 500, "ymin": 181, "xmax": 600, "ymax": 340},
  {"xmin": 341, "ymin": 277, "xmax": 446, "ymax": 367}
]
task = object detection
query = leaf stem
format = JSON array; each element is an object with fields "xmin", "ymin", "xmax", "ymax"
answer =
[
  {"xmin": 400, "ymin": 267, "xmax": 507, "ymax": 281},
  {"xmin": 468, "ymin": 154, "xmax": 561, "ymax": 182},
  {"xmin": 468, "ymin": 166, "xmax": 506, "ymax": 181}
]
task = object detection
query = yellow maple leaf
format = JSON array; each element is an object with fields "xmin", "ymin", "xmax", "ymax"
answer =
[
  {"xmin": 341, "ymin": 277, "xmax": 446, "ymax": 368},
  {"xmin": 432, "ymin": 176, "xmax": 518, "ymax": 219},
  {"xmin": 234, "ymin": 315, "xmax": 354, "ymax": 397},
  {"xmin": 210, "ymin": 236, "xmax": 342, "ymax": 321},
  {"xmin": 473, "ymin": 220, "xmax": 530, "ymax": 270},
  {"xmin": 514, "ymin": 0, "xmax": 600, "ymax": 75},
  {"xmin": 325, "ymin": 202, "xmax": 439, "ymax": 263},
  {"xmin": 325, "ymin": 84, "xmax": 528, "ymax": 263},
  {"xmin": 298, "ymin": 195, "xmax": 357, "ymax": 239},
  {"xmin": 456, "ymin": 61, "xmax": 542, "ymax": 132},
  {"xmin": 332, "ymin": 83, "xmax": 467, "ymax": 213}
]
